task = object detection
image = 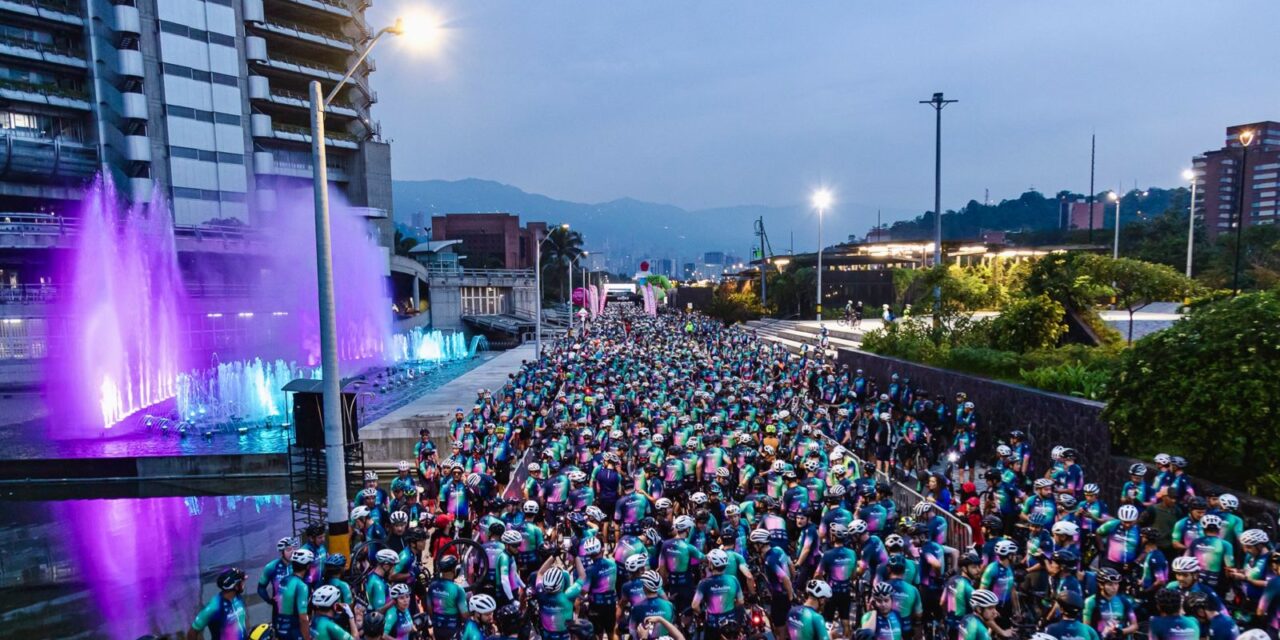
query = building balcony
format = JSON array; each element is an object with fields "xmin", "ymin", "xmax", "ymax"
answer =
[
  {"xmin": 250, "ymin": 113, "xmax": 273, "ymax": 137},
  {"xmin": 119, "ymin": 90, "xmax": 146, "ymax": 119},
  {"xmin": 247, "ymin": 74, "xmax": 269, "ymax": 99},
  {"xmin": 271, "ymin": 122, "xmax": 358, "ymax": 149},
  {"xmin": 258, "ymin": 20, "xmax": 354, "ymax": 52},
  {"xmin": 128, "ymin": 177, "xmax": 152, "ymax": 202},
  {"xmin": 245, "ymin": 35, "xmax": 268, "ymax": 62},
  {"xmin": 117, "ymin": 48, "xmax": 143, "ymax": 77},
  {"xmin": 242, "ymin": 0, "xmax": 264, "ymax": 22},
  {"xmin": 270, "ymin": 0, "xmax": 352, "ymax": 19},
  {"xmin": 0, "ymin": 78, "xmax": 90, "ymax": 110},
  {"xmin": 0, "ymin": 0, "xmax": 84, "ymax": 27},
  {"xmin": 122, "ymin": 134, "xmax": 150, "ymax": 162},
  {"xmin": 0, "ymin": 131, "xmax": 97, "ymax": 179},
  {"xmin": 256, "ymin": 53, "xmax": 345, "ymax": 83},
  {"xmin": 266, "ymin": 87, "xmax": 358, "ymax": 117},
  {"xmin": 253, "ymin": 147, "xmax": 350, "ymax": 181},
  {"xmin": 0, "ymin": 34, "xmax": 87, "ymax": 69},
  {"xmin": 112, "ymin": 3, "xmax": 140, "ymax": 34}
]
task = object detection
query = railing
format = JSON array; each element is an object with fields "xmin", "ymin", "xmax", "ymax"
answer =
[
  {"xmin": 0, "ymin": 284, "xmax": 58, "ymax": 304},
  {"xmin": 0, "ymin": 33, "xmax": 85, "ymax": 60},
  {"xmin": 426, "ymin": 267, "xmax": 536, "ymax": 279},
  {"xmin": 262, "ymin": 54, "xmax": 344, "ymax": 78},
  {"xmin": 0, "ymin": 78, "xmax": 89, "ymax": 102},
  {"xmin": 269, "ymin": 88, "xmax": 355, "ymax": 112},
  {"xmin": 263, "ymin": 20, "xmax": 353, "ymax": 48},
  {"xmin": 273, "ymin": 122, "xmax": 358, "ymax": 143},
  {"xmin": 0, "ymin": 213, "xmax": 257, "ymax": 242}
]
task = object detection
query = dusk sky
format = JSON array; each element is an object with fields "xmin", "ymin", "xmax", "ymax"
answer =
[{"xmin": 370, "ymin": 1, "xmax": 1280, "ymax": 229}]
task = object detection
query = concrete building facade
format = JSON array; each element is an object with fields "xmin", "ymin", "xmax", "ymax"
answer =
[
  {"xmin": 1194, "ymin": 121, "xmax": 1280, "ymax": 236},
  {"xmin": 430, "ymin": 213, "xmax": 547, "ymax": 270}
]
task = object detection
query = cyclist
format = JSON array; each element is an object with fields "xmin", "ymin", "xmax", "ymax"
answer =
[
  {"xmin": 629, "ymin": 570, "xmax": 674, "ymax": 640},
  {"xmin": 956, "ymin": 588, "xmax": 1011, "ymax": 640},
  {"xmin": 943, "ymin": 552, "xmax": 982, "ymax": 635},
  {"xmin": 535, "ymin": 562, "xmax": 588, "ymax": 640},
  {"xmin": 788, "ymin": 580, "xmax": 833, "ymax": 640},
  {"xmin": 310, "ymin": 585, "xmax": 357, "ymax": 640},
  {"xmin": 366, "ymin": 549, "xmax": 398, "ymax": 613},
  {"xmin": 189, "ymin": 568, "xmax": 247, "ymax": 640},
  {"xmin": 1148, "ymin": 589, "xmax": 1198, "ymax": 640},
  {"xmin": 384, "ymin": 583, "xmax": 419, "ymax": 639},
  {"xmin": 276, "ymin": 548, "xmax": 314, "ymax": 640},
  {"xmin": 659, "ymin": 515, "xmax": 704, "ymax": 612},
  {"xmin": 692, "ymin": 548, "xmax": 745, "ymax": 640},
  {"xmin": 461, "ymin": 594, "xmax": 497, "ymax": 640},
  {"xmin": 427, "ymin": 555, "xmax": 470, "ymax": 640},
  {"xmin": 1095, "ymin": 504, "xmax": 1142, "ymax": 571},
  {"xmin": 1185, "ymin": 591, "xmax": 1240, "ymax": 640},
  {"xmin": 258, "ymin": 537, "xmax": 298, "ymax": 615},
  {"xmin": 1187, "ymin": 514, "xmax": 1233, "ymax": 594},
  {"xmin": 979, "ymin": 540, "xmax": 1020, "ymax": 623},
  {"xmin": 814, "ymin": 523, "xmax": 858, "ymax": 636},
  {"xmin": 582, "ymin": 536, "xmax": 619, "ymax": 640},
  {"xmin": 1042, "ymin": 591, "xmax": 1099, "ymax": 640},
  {"xmin": 1082, "ymin": 567, "xmax": 1138, "ymax": 638}
]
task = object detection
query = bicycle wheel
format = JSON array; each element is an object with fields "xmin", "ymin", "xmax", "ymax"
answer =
[{"xmin": 433, "ymin": 536, "xmax": 491, "ymax": 592}]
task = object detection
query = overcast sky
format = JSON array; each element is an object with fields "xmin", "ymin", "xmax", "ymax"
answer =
[{"xmin": 369, "ymin": 1, "xmax": 1280, "ymax": 228}]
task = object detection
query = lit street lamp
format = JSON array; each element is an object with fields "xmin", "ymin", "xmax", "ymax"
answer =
[
  {"xmin": 1233, "ymin": 129, "xmax": 1256, "ymax": 295},
  {"xmin": 811, "ymin": 189, "xmax": 832, "ymax": 321},
  {"xmin": 309, "ymin": 13, "xmax": 437, "ymax": 558},
  {"xmin": 1183, "ymin": 169, "xmax": 1197, "ymax": 278},
  {"xmin": 1109, "ymin": 191, "xmax": 1122, "ymax": 259},
  {"xmin": 535, "ymin": 223, "xmax": 569, "ymax": 357}
]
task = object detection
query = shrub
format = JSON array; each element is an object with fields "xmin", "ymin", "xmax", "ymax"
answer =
[
  {"xmin": 706, "ymin": 290, "xmax": 765, "ymax": 324},
  {"xmin": 1019, "ymin": 363, "xmax": 1110, "ymax": 400},
  {"xmin": 1104, "ymin": 290, "xmax": 1280, "ymax": 499},
  {"xmin": 946, "ymin": 347, "xmax": 1023, "ymax": 380},
  {"xmin": 988, "ymin": 294, "xmax": 1067, "ymax": 353}
]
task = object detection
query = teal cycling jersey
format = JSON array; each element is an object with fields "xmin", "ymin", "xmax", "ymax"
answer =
[
  {"xmin": 630, "ymin": 595, "xmax": 675, "ymax": 630},
  {"xmin": 460, "ymin": 619, "xmax": 486, "ymax": 640},
  {"xmin": 325, "ymin": 577, "xmax": 353, "ymax": 605},
  {"xmin": 384, "ymin": 607, "xmax": 416, "ymax": 640},
  {"xmin": 1043, "ymin": 619, "xmax": 1100, "ymax": 640},
  {"xmin": 311, "ymin": 615, "xmax": 353, "ymax": 640},
  {"xmin": 191, "ymin": 594, "xmax": 247, "ymax": 640},
  {"xmin": 1146, "ymin": 615, "xmax": 1200, "ymax": 640},
  {"xmin": 536, "ymin": 581, "xmax": 584, "ymax": 633},
  {"xmin": 428, "ymin": 577, "xmax": 469, "ymax": 617},
  {"xmin": 694, "ymin": 573, "xmax": 742, "ymax": 615},
  {"xmin": 954, "ymin": 614, "xmax": 989, "ymax": 640},
  {"xmin": 366, "ymin": 573, "xmax": 390, "ymax": 611},
  {"xmin": 279, "ymin": 574, "xmax": 310, "ymax": 616},
  {"xmin": 943, "ymin": 575, "xmax": 973, "ymax": 619},
  {"xmin": 1082, "ymin": 594, "xmax": 1135, "ymax": 636},
  {"xmin": 786, "ymin": 604, "xmax": 831, "ymax": 640},
  {"xmin": 857, "ymin": 609, "xmax": 903, "ymax": 640},
  {"xmin": 979, "ymin": 563, "xmax": 1014, "ymax": 604}
]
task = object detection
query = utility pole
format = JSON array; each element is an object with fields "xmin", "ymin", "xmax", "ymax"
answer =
[
  {"xmin": 876, "ymin": 210, "xmax": 881, "ymax": 243},
  {"xmin": 920, "ymin": 92, "xmax": 957, "ymax": 327},
  {"xmin": 1087, "ymin": 134, "xmax": 1096, "ymax": 243},
  {"xmin": 1233, "ymin": 130, "xmax": 1256, "ymax": 294}
]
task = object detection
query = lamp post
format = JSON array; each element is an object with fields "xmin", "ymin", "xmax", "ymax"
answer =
[
  {"xmin": 534, "ymin": 224, "xmax": 569, "ymax": 357},
  {"xmin": 1109, "ymin": 191, "xmax": 1121, "ymax": 259},
  {"xmin": 1183, "ymin": 169, "xmax": 1198, "ymax": 278},
  {"xmin": 920, "ymin": 92, "xmax": 957, "ymax": 326},
  {"xmin": 569, "ymin": 251, "xmax": 588, "ymax": 332},
  {"xmin": 308, "ymin": 16, "xmax": 424, "ymax": 558},
  {"xmin": 811, "ymin": 189, "xmax": 832, "ymax": 321},
  {"xmin": 1232, "ymin": 129, "xmax": 1255, "ymax": 295}
]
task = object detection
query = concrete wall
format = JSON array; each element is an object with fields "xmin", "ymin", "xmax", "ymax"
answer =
[{"xmin": 429, "ymin": 286, "xmax": 463, "ymax": 330}]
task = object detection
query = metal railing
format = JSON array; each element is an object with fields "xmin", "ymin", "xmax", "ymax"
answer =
[
  {"xmin": 426, "ymin": 267, "xmax": 536, "ymax": 279},
  {"xmin": 0, "ymin": 33, "xmax": 85, "ymax": 60},
  {"xmin": 263, "ymin": 20, "xmax": 353, "ymax": 48},
  {"xmin": 0, "ymin": 284, "xmax": 58, "ymax": 304}
]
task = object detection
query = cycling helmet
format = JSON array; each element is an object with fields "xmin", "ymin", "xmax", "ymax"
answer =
[
  {"xmin": 640, "ymin": 570, "xmax": 663, "ymax": 592},
  {"xmin": 495, "ymin": 604, "xmax": 522, "ymax": 633},
  {"xmin": 217, "ymin": 567, "xmax": 246, "ymax": 590},
  {"xmin": 690, "ymin": 492, "xmax": 708, "ymax": 505},
  {"xmin": 1183, "ymin": 591, "xmax": 1210, "ymax": 614},
  {"xmin": 782, "ymin": 469, "xmax": 797, "ymax": 480},
  {"xmin": 376, "ymin": 549, "xmax": 399, "ymax": 565},
  {"xmin": 1050, "ymin": 549, "xmax": 1079, "ymax": 568},
  {"xmin": 724, "ymin": 504, "xmax": 740, "ymax": 516},
  {"xmin": 1057, "ymin": 494, "xmax": 1078, "ymax": 509},
  {"xmin": 624, "ymin": 554, "xmax": 649, "ymax": 573},
  {"xmin": 290, "ymin": 549, "xmax": 315, "ymax": 565},
  {"xmin": 770, "ymin": 461, "xmax": 786, "ymax": 473},
  {"xmin": 1057, "ymin": 590, "xmax": 1083, "ymax": 615},
  {"xmin": 884, "ymin": 534, "xmax": 905, "ymax": 550},
  {"xmin": 1240, "ymin": 631, "xmax": 1273, "ymax": 640},
  {"xmin": 707, "ymin": 549, "xmax": 729, "ymax": 569},
  {"xmin": 582, "ymin": 537, "xmax": 604, "ymax": 556},
  {"xmin": 1170, "ymin": 456, "xmax": 1187, "ymax": 468},
  {"xmin": 389, "ymin": 511, "xmax": 410, "ymax": 525},
  {"xmin": 1051, "ymin": 521, "xmax": 1079, "ymax": 537},
  {"xmin": 1200, "ymin": 514, "xmax": 1223, "ymax": 530},
  {"xmin": 311, "ymin": 584, "xmax": 342, "ymax": 608},
  {"xmin": 397, "ymin": 460, "xmax": 411, "ymax": 472},
  {"xmin": 363, "ymin": 612, "xmax": 386, "ymax": 637},
  {"xmin": 806, "ymin": 579, "xmax": 833, "ymax": 599},
  {"xmin": 644, "ymin": 528, "xmax": 663, "ymax": 547},
  {"xmin": 364, "ymin": 470, "xmax": 379, "ymax": 482},
  {"xmin": 390, "ymin": 583, "xmax": 411, "ymax": 599},
  {"xmin": 1029, "ymin": 634, "xmax": 1057, "ymax": 640},
  {"xmin": 1171, "ymin": 556, "xmax": 1201, "ymax": 573},
  {"xmin": 964, "ymin": 401, "xmax": 975, "ymax": 409},
  {"xmin": 585, "ymin": 506, "xmax": 606, "ymax": 521},
  {"xmin": 1188, "ymin": 497, "xmax": 1208, "ymax": 511},
  {"xmin": 849, "ymin": 519, "xmax": 868, "ymax": 535},
  {"xmin": 828, "ymin": 484, "xmax": 847, "ymax": 498},
  {"xmin": 528, "ymin": 463, "xmax": 542, "ymax": 472},
  {"xmin": 829, "ymin": 523, "xmax": 849, "ymax": 539},
  {"xmin": 716, "ymin": 467, "xmax": 732, "ymax": 479},
  {"xmin": 568, "ymin": 470, "xmax": 587, "ymax": 483},
  {"xmin": 749, "ymin": 529, "xmax": 771, "ymax": 544},
  {"xmin": 674, "ymin": 515, "xmax": 696, "ymax": 532},
  {"xmin": 470, "ymin": 594, "xmax": 497, "ymax": 614},
  {"xmin": 541, "ymin": 568, "xmax": 569, "ymax": 593},
  {"xmin": 871, "ymin": 582, "xmax": 895, "ymax": 598},
  {"xmin": 1028, "ymin": 513, "xmax": 1050, "ymax": 528},
  {"xmin": 959, "ymin": 552, "xmax": 981, "ymax": 568},
  {"xmin": 1050, "ymin": 446, "xmax": 1065, "ymax": 460},
  {"xmin": 277, "ymin": 536, "xmax": 299, "ymax": 551},
  {"xmin": 357, "ymin": 488, "xmax": 377, "ymax": 501},
  {"xmin": 1083, "ymin": 483, "xmax": 1100, "ymax": 495},
  {"xmin": 1096, "ymin": 567, "xmax": 1121, "ymax": 583},
  {"xmin": 996, "ymin": 445, "xmax": 1011, "ymax": 457},
  {"xmin": 1117, "ymin": 505, "xmax": 1139, "ymax": 522},
  {"xmin": 994, "ymin": 540, "xmax": 1018, "ymax": 557},
  {"xmin": 524, "ymin": 500, "xmax": 540, "ymax": 514},
  {"xmin": 911, "ymin": 502, "xmax": 933, "ymax": 517},
  {"xmin": 1033, "ymin": 478, "xmax": 1054, "ymax": 489},
  {"xmin": 803, "ymin": 459, "xmax": 819, "ymax": 472},
  {"xmin": 438, "ymin": 555, "xmax": 465, "ymax": 576},
  {"xmin": 1141, "ymin": 527, "xmax": 1160, "ymax": 540},
  {"xmin": 981, "ymin": 515, "xmax": 1004, "ymax": 532},
  {"xmin": 1241, "ymin": 529, "xmax": 1271, "ymax": 546},
  {"xmin": 969, "ymin": 589, "xmax": 999, "ymax": 609},
  {"xmin": 879, "ymin": 412, "xmax": 892, "ymax": 422},
  {"xmin": 1129, "ymin": 462, "xmax": 1148, "ymax": 476},
  {"xmin": 831, "ymin": 465, "xmax": 847, "ymax": 477},
  {"xmin": 1219, "ymin": 494, "xmax": 1240, "ymax": 510}
]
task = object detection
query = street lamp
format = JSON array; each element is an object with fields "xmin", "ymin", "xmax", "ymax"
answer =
[
  {"xmin": 1232, "ymin": 129, "xmax": 1255, "ymax": 295},
  {"xmin": 1109, "ymin": 191, "xmax": 1121, "ymax": 259},
  {"xmin": 568, "ymin": 250, "xmax": 588, "ymax": 333},
  {"xmin": 308, "ymin": 14, "xmax": 435, "ymax": 559},
  {"xmin": 535, "ymin": 224, "xmax": 568, "ymax": 357},
  {"xmin": 811, "ymin": 189, "xmax": 832, "ymax": 321},
  {"xmin": 1183, "ymin": 168, "xmax": 1198, "ymax": 278}
]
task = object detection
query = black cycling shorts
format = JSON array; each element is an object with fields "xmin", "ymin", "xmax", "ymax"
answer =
[
  {"xmin": 824, "ymin": 591, "xmax": 852, "ymax": 621},
  {"xmin": 768, "ymin": 596, "xmax": 790, "ymax": 628},
  {"xmin": 589, "ymin": 602, "xmax": 617, "ymax": 634}
]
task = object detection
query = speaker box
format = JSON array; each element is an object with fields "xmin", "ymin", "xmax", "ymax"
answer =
[{"xmin": 292, "ymin": 391, "xmax": 360, "ymax": 449}]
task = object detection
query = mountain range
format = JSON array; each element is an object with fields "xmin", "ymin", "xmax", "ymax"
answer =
[{"xmin": 391, "ymin": 178, "xmax": 912, "ymax": 268}]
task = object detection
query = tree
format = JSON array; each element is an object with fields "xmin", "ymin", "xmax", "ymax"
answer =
[
  {"xmin": 540, "ymin": 225, "xmax": 584, "ymax": 302},
  {"xmin": 1095, "ymin": 257, "xmax": 1194, "ymax": 343},
  {"xmin": 706, "ymin": 287, "xmax": 765, "ymax": 324},
  {"xmin": 1104, "ymin": 291, "xmax": 1280, "ymax": 499},
  {"xmin": 989, "ymin": 294, "xmax": 1067, "ymax": 352},
  {"xmin": 394, "ymin": 230, "xmax": 419, "ymax": 257}
]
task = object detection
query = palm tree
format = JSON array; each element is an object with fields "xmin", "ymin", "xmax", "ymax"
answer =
[{"xmin": 541, "ymin": 225, "xmax": 585, "ymax": 302}]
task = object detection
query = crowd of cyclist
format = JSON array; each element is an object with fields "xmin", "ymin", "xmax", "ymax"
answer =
[{"xmin": 192, "ymin": 305, "xmax": 1279, "ymax": 640}]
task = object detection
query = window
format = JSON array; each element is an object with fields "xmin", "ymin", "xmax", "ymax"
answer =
[
  {"xmin": 208, "ymin": 32, "xmax": 234, "ymax": 47},
  {"xmin": 170, "ymin": 146, "xmax": 199, "ymax": 159},
  {"xmin": 211, "ymin": 72, "xmax": 237, "ymax": 87},
  {"xmin": 213, "ymin": 112, "xmax": 240, "ymax": 125},
  {"xmin": 159, "ymin": 20, "xmax": 234, "ymax": 48},
  {"xmin": 165, "ymin": 104, "xmax": 195, "ymax": 118},
  {"xmin": 165, "ymin": 104, "xmax": 241, "ymax": 126},
  {"xmin": 217, "ymin": 151, "xmax": 243, "ymax": 164},
  {"xmin": 220, "ymin": 191, "xmax": 246, "ymax": 202}
]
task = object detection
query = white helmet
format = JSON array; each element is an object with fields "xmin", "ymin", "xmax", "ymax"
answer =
[
  {"xmin": 912, "ymin": 502, "xmax": 934, "ymax": 517},
  {"xmin": 581, "ymin": 537, "xmax": 603, "ymax": 556},
  {"xmin": 397, "ymin": 460, "xmax": 411, "ymax": 471},
  {"xmin": 1050, "ymin": 446, "xmax": 1065, "ymax": 460},
  {"xmin": 749, "ymin": 529, "xmax": 771, "ymax": 544},
  {"xmin": 1117, "ymin": 504, "xmax": 1139, "ymax": 522},
  {"xmin": 691, "ymin": 492, "xmax": 708, "ymax": 505},
  {"xmin": 1218, "ymin": 494, "xmax": 1239, "ymax": 510},
  {"xmin": 469, "ymin": 594, "xmax": 497, "ymax": 614},
  {"xmin": 883, "ymin": 534, "xmax": 905, "ymax": 549},
  {"xmin": 724, "ymin": 504, "xmax": 740, "ymax": 516},
  {"xmin": 1154, "ymin": 453, "xmax": 1171, "ymax": 465},
  {"xmin": 771, "ymin": 461, "xmax": 786, "ymax": 473},
  {"xmin": 501, "ymin": 530, "xmax": 523, "ymax": 545},
  {"xmin": 994, "ymin": 540, "xmax": 1018, "ymax": 557},
  {"xmin": 524, "ymin": 500, "xmax": 540, "ymax": 514},
  {"xmin": 806, "ymin": 579, "xmax": 833, "ymax": 599},
  {"xmin": 1239, "ymin": 630, "xmax": 1273, "ymax": 640},
  {"xmin": 996, "ymin": 445, "xmax": 1011, "ymax": 457},
  {"xmin": 1051, "ymin": 521, "xmax": 1079, "ymax": 537},
  {"xmin": 376, "ymin": 549, "xmax": 399, "ymax": 565},
  {"xmin": 624, "ymin": 554, "xmax": 649, "ymax": 572},
  {"xmin": 641, "ymin": 570, "xmax": 663, "ymax": 592},
  {"xmin": 707, "ymin": 549, "xmax": 729, "ymax": 568},
  {"xmin": 655, "ymin": 498, "xmax": 673, "ymax": 510},
  {"xmin": 585, "ymin": 506, "xmax": 606, "ymax": 521},
  {"xmin": 1241, "ymin": 529, "xmax": 1270, "ymax": 546},
  {"xmin": 1171, "ymin": 556, "xmax": 1201, "ymax": 573},
  {"xmin": 848, "ymin": 519, "xmax": 868, "ymax": 535},
  {"xmin": 290, "ymin": 549, "xmax": 315, "ymax": 565},
  {"xmin": 970, "ymin": 589, "xmax": 999, "ymax": 609},
  {"xmin": 1200, "ymin": 514, "xmax": 1223, "ymax": 530},
  {"xmin": 311, "ymin": 584, "xmax": 342, "ymax": 608},
  {"xmin": 569, "ymin": 470, "xmax": 587, "ymax": 483},
  {"xmin": 542, "ymin": 568, "xmax": 569, "ymax": 592},
  {"xmin": 389, "ymin": 511, "xmax": 410, "ymax": 524},
  {"xmin": 390, "ymin": 583, "xmax": 411, "ymax": 598},
  {"xmin": 674, "ymin": 515, "xmax": 695, "ymax": 532}
]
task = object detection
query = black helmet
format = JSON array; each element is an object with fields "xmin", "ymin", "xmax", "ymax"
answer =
[
  {"xmin": 304, "ymin": 523, "xmax": 326, "ymax": 537},
  {"xmin": 363, "ymin": 612, "xmax": 386, "ymax": 637},
  {"xmin": 1140, "ymin": 527, "xmax": 1160, "ymax": 540},
  {"xmin": 1097, "ymin": 567, "xmax": 1121, "ymax": 583},
  {"xmin": 1057, "ymin": 590, "xmax": 1083, "ymax": 616},
  {"xmin": 1188, "ymin": 497, "xmax": 1208, "ymax": 511},
  {"xmin": 495, "ymin": 604, "xmax": 523, "ymax": 633},
  {"xmin": 567, "ymin": 619, "xmax": 595, "ymax": 640},
  {"xmin": 958, "ymin": 552, "xmax": 981, "ymax": 568},
  {"xmin": 1050, "ymin": 549, "xmax": 1078, "ymax": 569},
  {"xmin": 217, "ymin": 567, "xmax": 246, "ymax": 590},
  {"xmin": 436, "ymin": 555, "xmax": 460, "ymax": 573},
  {"xmin": 981, "ymin": 515, "xmax": 1003, "ymax": 532}
]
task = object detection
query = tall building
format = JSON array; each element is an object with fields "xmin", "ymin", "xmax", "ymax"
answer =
[
  {"xmin": 1194, "ymin": 121, "xmax": 1280, "ymax": 236},
  {"xmin": 430, "ymin": 213, "xmax": 547, "ymax": 270},
  {"xmin": 1058, "ymin": 198, "xmax": 1105, "ymax": 231},
  {"xmin": 0, "ymin": 0, "xmax": 393, "ymax": 238}
]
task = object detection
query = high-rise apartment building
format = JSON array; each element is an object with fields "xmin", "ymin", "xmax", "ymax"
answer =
[
  {"xmin": 1193, "ymin": 121, "xmax": 1280, "ymax": 236},
  {"xmin": 0, "ymin": 0, "xmax": 392, "ymax": 237}
]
